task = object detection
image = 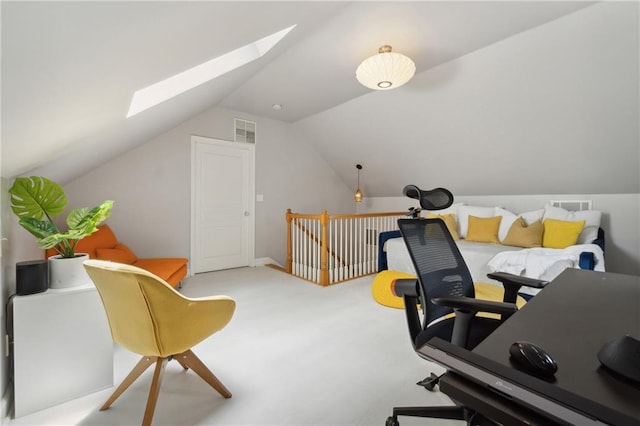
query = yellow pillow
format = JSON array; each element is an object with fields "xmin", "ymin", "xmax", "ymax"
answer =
[
  {"xmin": 426, "ymin": 213, "xmax": 460, "ymax": 240},
  {"xmin": 465, "ymin": 215, "xmax": 501, "ymax": 244},
  {"xmin": 542, "ymin": 219, "xmax": 586, "ymax": 249},
  {"xmin": 503, "ymin": 218, "xmax": 543, "ymax": 248}
]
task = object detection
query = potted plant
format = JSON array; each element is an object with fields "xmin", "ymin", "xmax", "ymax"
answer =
[{"xmin": 9, "ymin": 176, "xmax": 114, "ymax": 288}]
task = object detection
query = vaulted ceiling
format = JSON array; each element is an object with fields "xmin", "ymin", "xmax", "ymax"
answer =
[{"xmin": 5, "ymin": 1, "xmax": 627, "ymax": 195}]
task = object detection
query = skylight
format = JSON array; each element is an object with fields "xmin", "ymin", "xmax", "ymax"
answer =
[{"xmin": 127, "ymin": 25, "xmax": 296, "ymax": 118}]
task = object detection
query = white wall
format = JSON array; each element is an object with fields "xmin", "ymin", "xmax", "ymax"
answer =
[
  {"xmin": 295, "ymin": 2, "xmax": 639, "ymax": 198},
  {"xmin": 0, "ymin": 179, "xmax": 9, "ymax": 421},
  {"xmin": 359, "ymin": 193, "xmax": 640, "ymax": 276},
  {"xmin": 61, "ymin": 107, "xmax": 355, "ymax": 268}
]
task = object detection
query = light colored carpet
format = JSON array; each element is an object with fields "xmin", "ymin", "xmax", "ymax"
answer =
[{"xmin": 9, "ymin": 266, "xmax": 463, "ymax": 426}]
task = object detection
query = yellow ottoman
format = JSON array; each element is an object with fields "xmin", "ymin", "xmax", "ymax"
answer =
[
  {"xmin": 372, "ymin": 270, "xmax": 417, "ymax": 308},
  {"xmin": 372, "ymin": 270, "xmax": 527, "ymax": 312}
]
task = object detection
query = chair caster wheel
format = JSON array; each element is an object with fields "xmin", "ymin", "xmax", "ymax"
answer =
[
  {"xmin": 417, "ymin": 373, "xmax": 440, "ymax": 391},
  {"xmin": 385, "ymin": 416, "xmax": 399, "ymax": 426}
]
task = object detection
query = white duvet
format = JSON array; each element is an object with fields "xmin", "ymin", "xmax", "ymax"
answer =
[
  {"xmin": 487, "ymin": 244, "xmax": 605, "ymax": 282},
  {"xmin": 482, "ymin": 243, "xmax": 605, "ymax": 296}
]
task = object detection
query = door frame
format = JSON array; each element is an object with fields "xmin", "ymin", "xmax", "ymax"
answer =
[{"xmin": 190, "ymin": 136, "xmax": 255, "ymax": 275}]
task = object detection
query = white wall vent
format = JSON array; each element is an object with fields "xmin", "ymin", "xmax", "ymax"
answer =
[
  {"xmin": 234, "ymin": 119, "xmax": 256, "ymax": 144},
  {"xmin": 550, "ymin": 200, "xmax": 592, "ymax": 211}
]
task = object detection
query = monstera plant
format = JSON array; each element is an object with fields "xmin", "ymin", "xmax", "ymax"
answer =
[{"xmin": 9, "ymin": 176, "xmax": 114, "ymax": 258}]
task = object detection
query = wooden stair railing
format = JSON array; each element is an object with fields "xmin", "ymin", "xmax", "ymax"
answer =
[{"xmin": 286, "ymin": 209, "xmax": 406, "ymax": 286}]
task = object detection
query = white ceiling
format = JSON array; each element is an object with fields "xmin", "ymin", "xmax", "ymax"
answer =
[{"xmin": 2, "ymin": 1, "xmax": 596, "ymax": 184}]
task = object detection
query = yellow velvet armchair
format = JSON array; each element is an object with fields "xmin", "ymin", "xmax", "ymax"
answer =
[{"xmin": 83, "ymin": 259, "xmax": 236, "ymax": 426}]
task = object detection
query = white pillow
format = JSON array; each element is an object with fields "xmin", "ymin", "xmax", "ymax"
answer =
[
  {"xmin": 521, "ymin": 208, "xmax": 545, "ymax": 225},
  {"xmin": 457, "ymin": 205, "xmax": 495, "ymax": 238},
  {"xmin": 542, "ymin": 204, "xmax": 602, "ymax": 244},
  {"xmin": 495, "ymin": 207, "xmax": 544, "ymax": 242}
]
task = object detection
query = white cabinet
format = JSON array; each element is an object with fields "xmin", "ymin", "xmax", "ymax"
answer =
[{"xmin": 10, "ymin": 284, "xmax": 113, "ymax": 418}]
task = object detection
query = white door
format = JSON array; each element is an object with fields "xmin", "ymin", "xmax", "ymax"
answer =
[{"xmin": 191, "ymin": 136, "xmax": 255, "ymax": 274}]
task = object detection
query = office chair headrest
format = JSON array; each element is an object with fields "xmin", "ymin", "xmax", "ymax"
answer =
[{"xmin": 403, "ymin": 185, "xmax": 454, "ymax": 211}]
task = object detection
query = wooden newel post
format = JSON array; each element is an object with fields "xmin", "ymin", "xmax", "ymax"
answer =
[
  {"xmin": 320, "ymin": 210, "xmax": 329, "ymax": 286},
  {"xmin": 286, "ymin": 209, "xmax": 293, "ymax": 274}
]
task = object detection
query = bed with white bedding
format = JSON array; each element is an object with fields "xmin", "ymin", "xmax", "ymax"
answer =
[
  {"xmin": 384, "ymin": 237, "xmax": 604, "ymax": 296},
  {"xmin": 379, "ymin": 204, "xmax": 606, "ymax": 297}
]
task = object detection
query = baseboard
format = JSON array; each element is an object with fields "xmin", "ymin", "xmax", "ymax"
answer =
[
  {"xmin": 1, "ymin": 384, "xmax": 12, "ymax": 425},
  {"xmin": 253, "ymin": 257, "xmax": 282, "ymax": 268},
  {"xmin": 188, "ymin": 258, "xmax": 283, "ymax": 277}
]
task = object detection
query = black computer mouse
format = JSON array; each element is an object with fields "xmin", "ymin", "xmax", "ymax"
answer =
[{"xmin": 509, "ymin": 341, "xmax": 558, "ymax": 377}]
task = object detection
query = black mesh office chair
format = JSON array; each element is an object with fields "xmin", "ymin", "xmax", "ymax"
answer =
[{"xmin": 386, "ymin": 188, "xmax": 546, "ymax": 426}]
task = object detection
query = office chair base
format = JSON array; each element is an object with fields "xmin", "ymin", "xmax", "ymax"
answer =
[
  {"xmin": 416, "ymin": 372, "xmax": 441, "ymax": 391},
  {"xmin": 386, "ymin": 406, "xmax": 468, "ymax": 426}
]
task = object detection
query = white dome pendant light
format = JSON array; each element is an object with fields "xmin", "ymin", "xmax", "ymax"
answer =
[{"xmin": 356, "ymin": 45, "xmax": 416, "ymax": 90}]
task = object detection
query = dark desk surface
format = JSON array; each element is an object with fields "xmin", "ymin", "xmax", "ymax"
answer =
[{"xmin": 421, "ymin": 268, "xmax": 640, "ymax": 425}]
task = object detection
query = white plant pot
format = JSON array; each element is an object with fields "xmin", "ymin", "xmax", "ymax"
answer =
[{"xmin": 48, "ymin": 254, "xmax": 92, "ymax": 289}]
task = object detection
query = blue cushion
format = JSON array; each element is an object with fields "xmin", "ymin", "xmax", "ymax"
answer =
[{"xmin": 378, "ymin": 230, "xmax": 401, "ymax": 271}]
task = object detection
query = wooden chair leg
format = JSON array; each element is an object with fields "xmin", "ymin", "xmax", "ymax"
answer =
[
  {"xmin": 175, "ymin": 357, "xmax": 189, "ymax": 370},
  {"xmin": 176, "ymin": 349, "xmax": 232, "ymax": 398},
  {"xmin": 141, "ymin": 357, "xmax": 168, "ymax": 426},
  {"xmin": 101, "ymin": 356, "xmax": 157, "ymax": 411}
]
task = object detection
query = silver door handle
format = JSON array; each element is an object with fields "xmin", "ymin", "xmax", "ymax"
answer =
[{"xmin": 244, "ymin": 211, "xmax": 250, "ymax": 216}]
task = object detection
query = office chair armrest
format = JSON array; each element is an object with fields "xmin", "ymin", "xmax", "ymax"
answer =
[
  {"xmin": 487, "ymin": 272, "xmax": 548, "ymax": 304},
  {"xmin": 392, "ymin": 278, "xmax": 422, "ymax": 348},
  {"xmin": 432, "ymin": 296, "xmax": 518, "ymax": 316},
  {"xmin": 391, "ymin": 278, "xmax": 419, "ymax": 297},
  {"xmin": 487, "ymin": 272, "xmax": 548, "ymax": 289},
  {"xmin": 432, "ymin": 296, "xmax": 518, "ymax": 347}
]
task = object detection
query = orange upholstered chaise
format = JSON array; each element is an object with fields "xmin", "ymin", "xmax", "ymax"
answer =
[{"xmin": 45, "ymin": 225, "xmax": 188, "ymax": 288}]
